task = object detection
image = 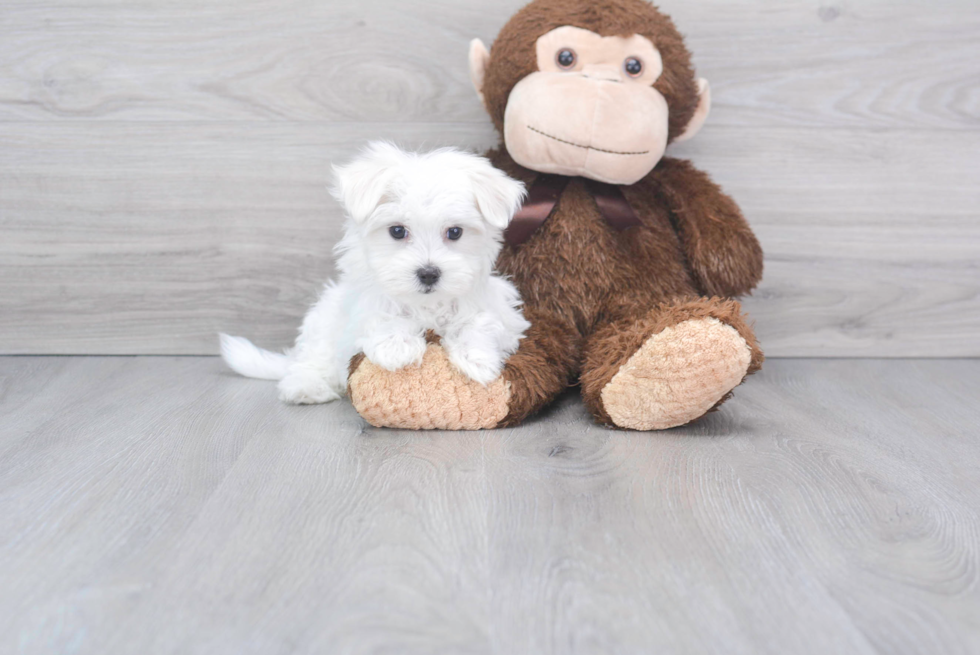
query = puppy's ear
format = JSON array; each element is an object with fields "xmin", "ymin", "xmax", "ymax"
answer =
[
  {"xmin": 331, "ymin": 141, "xmax": 405, "ymax": 223},
  {"xmin": 469, "ymin": 161, "xmax": 526, "ymax": 230}
]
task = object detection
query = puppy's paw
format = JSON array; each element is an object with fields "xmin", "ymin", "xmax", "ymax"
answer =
[
  {"xmin": 363, "ymin": 333, "xmax": 427, "ymax": 372},
  {"xmin": 445, "ymin": 345, "xmax": 503, "ymax": 386},
  {"xmin": 278, "ymin": 369, "xmax": 342, "ymax": 405}
]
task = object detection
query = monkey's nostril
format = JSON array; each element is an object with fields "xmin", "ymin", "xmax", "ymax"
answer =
[{"xmin": 416, "ymin": 266, "xmax": 441, "ymax": 287}]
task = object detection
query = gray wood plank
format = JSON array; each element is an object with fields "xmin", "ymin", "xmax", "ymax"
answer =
[
  {"xmin": 2, "ymin": 122, "xmax": 978, "ymax": 356},
  {"xmin": 1, "ymin": 356, "xmax": 979, "ymax": 654},
  {"xmin": 0, "ymin": 121, "xmax": 498, "ymax": 355},
  {"xmin": 0, "ymin": 0, "xmax": 977, "ymax": 129},
  {"xmin": 0, "ymin": 356, "xmax": 491, "ymax": 654},
  {"xmin": 486, "ymin": 359, "xmax": 980, "ymax": 654}
]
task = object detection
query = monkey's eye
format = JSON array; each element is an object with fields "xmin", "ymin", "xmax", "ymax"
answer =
[
  {"xmin": 556, "ymin": 49, "xmax": 576, "ymax": 69},
  {"xmin": 624, "ymin": 57, "xmax": 643, "ymax": 77},
  {"xmin": 446, "ymin": 227, "xmax": 463, "ymax": 241},
  {"xmin": 389, "ymin": 225, "xmax": 407, "ymax": 240}
]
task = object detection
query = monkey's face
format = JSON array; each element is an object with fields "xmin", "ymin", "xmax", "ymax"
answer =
[
  {"xmin": 471, "ymin": 18, "xmax": 710, "ymax": 186},
  {"xmin": 502, "ymin": 27, "xmax": 668, "ymax": 185}
]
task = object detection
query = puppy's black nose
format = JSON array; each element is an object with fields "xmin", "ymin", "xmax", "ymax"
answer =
[{"xmin": 416, "ymin": 265, "xmax": 441, "ymax": 287}]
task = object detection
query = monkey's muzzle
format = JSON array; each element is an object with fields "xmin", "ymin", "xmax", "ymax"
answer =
[{"xmin": 503, "ymin": 72, "xmax": 670, "ymax": 185}]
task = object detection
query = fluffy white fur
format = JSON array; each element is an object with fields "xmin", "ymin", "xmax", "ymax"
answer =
[{"xmin": 220, "ymin": 141, "xmax": 530, "ymax": 404}]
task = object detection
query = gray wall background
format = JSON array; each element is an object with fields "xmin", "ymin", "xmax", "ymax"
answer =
[{"xmin": 1, "ymin": 0, "xmax": 977, "ymax": 356}]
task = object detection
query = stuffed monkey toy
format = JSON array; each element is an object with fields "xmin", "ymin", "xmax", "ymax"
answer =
[{"xmin": 347, "ymin": 0, "xmax": 764, "ymax": 430}]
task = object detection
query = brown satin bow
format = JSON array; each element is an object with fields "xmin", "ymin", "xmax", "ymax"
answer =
[{"xmin": 505, "ymin": 174, "xmax": 642, "ymax": 247}]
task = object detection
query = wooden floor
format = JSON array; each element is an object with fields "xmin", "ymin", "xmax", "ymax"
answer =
[{"xmin": 1, "ymin": 357, "xmax": 978, "ymax": 654}]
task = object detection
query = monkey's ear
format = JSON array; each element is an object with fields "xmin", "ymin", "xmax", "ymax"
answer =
[
  {"xmin": 331, "ymin": 141, "xmax": 403, "ymax": 223},
  {"xmin": 469, "ymin": 163, "xmax": 526, "ymax": 230},
  {"xmin": 675, "ymin": 78, "xmax": 711, "ymax": 143},
  {"xmin": 469, "ymin": 39, "xmax": 490, "ymax": 109}
]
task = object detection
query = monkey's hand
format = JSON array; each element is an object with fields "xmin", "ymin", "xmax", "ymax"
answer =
[{"xmin": 645, "ymin": 157, "xmax": 763, "ymax": 298}]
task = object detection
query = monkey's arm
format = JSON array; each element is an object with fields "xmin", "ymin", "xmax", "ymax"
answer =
[{"xmin": 644, "ymin": 157, "xmax": 763, "ymax": 298}]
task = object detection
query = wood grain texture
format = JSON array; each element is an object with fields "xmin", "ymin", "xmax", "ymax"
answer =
[
  {"xmin": 1, "ymin": 356, "xmax": 979, "ymax": 654},
  {"xmin": 1, "ymin": 0, "xmax": 979, "ymax": 355},
  {"xmin": 485, "ymin": 358, "xmax": 980, "ymax": 654},
  {"xmin": 2, "ymin": 122, "xmax": 978, "ymax": 356},
  {"xmin": 0, "ymin": 356, "xmax": 491, "ymax": 654},
  {"xmin": 0, "ymin": 122, "xmax": 498, "ymax": 355},
  {"xmin": 0, "ymin": 0, "xmax": 977, "ymax": 129}
]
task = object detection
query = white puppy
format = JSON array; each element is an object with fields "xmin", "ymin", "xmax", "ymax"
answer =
[{"xmin": 220, "ymin": 141, "xmax": 530, "ymax": 404}]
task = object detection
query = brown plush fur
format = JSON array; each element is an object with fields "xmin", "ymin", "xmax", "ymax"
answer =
[
  {"xmin": 644, "ymin": 159, "xmax": 764, "ymax": 297},
  {"xmin": 348, "ymin": 0, "xmax": 764, "ymax": 430},
  {"xmin": 490, "ymin": 147, "xmax": 763, "ymax": 426},
  {"xmin": 580, "ymin": 297, "xmax": 763, "ymax": 427},
  {"xmin": 483, "ymin": 0, "xmax": 700, "ymax": 141}
]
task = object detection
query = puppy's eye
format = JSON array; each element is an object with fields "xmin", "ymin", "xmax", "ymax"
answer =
[
  {"xmin": 556, "ymin": 49, "xmax": 576, "ymax": 69},
  {"xmin": 389, "ymin": 225, "xmax": 407, "ymax": 240},
  {"xmin": 446, "ymin": 227, "xmax": 463, "ymax": 241},
  {"xmin": 624, "ymin": 57, "xmax": 643, "ymax": 77}
]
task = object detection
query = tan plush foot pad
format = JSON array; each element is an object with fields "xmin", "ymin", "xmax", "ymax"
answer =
[
  {"xmin": 348, "ymin": 344, "xmax": 511, "ymax": 430},
  {"xmin": 600, "ymin": 317, "xmax": 752, "ymax": 431}
]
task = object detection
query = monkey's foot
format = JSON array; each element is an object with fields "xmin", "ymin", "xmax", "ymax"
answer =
[
  {"xmin": 348, "ymin": 344, "xmax": 510, "ymax": 430},
  {"xmin": 600, "ymin": 317, "xmax": 752, "ymax": 430}
]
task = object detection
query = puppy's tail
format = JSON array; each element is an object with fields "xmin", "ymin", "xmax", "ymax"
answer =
[{"xmin": 219, "ymin": 333, "xmax": 289, "ymax": 380}]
